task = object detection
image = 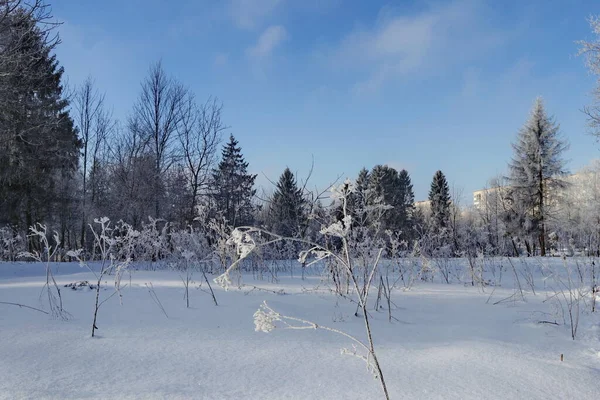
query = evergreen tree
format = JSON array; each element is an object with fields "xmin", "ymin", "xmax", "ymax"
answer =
[
  {"xmin": 334, "ymin": 167, "xmax": 375, "ymax": 231},
  {"xmin": 355, "ymin": 167, "xmax": 370, "ymax": 194},
  {"xmin": 369, "ymin": 165, "xmax": 407, "ymax": 233},
  {"xmin": 369, "ymin": 165, "xmax": 396, "ymax": 229},
  {"xmin": 210, "ymin": 135, "xmax": 256, "ymax": 227},
  {"xmin": 507, "ymin": 97, "xmax": 568, "ymax": 256},
  {"xmin": 428, "ymin": 170, "xmax": 451, "ymax": 234},
  {"xmin": 397, "ymin": 169, "xmax": 415, "ymax": 239},
  {"xmin": 269, "ymin": 168, "xmax": 306, "ymax": 237},
  {"xmin": 352, "ymin": 167, "xmax": 372, "ymax": 227},
  {"xmin": 0, "ymin": 7, "xmax": 80, "ymax": 242}
]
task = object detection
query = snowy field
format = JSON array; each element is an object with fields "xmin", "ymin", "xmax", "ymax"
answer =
[{"xmin": 1, "ymin": 260, "xmax": 600, "ymax": 399}]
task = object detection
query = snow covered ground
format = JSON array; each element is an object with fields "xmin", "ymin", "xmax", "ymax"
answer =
[{"xmin": 1, "ymin": 260, "xmax": 599, "ymax": 399}]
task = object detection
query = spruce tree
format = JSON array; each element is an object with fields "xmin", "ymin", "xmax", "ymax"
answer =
[
  {"xmin": 269, "ymin": 168, "xmax": 305, "ymax": 237},
  {"xmin": 369, "ymin": 165, "xmax": 395, "ymax": 229},
  {"xmin": 355, "ymin": 168, "xmax": 370, "ymax": 193},
  {"xmin": 352, "ymin": 167, "xmax": 372, "ymax": 227},
  {"xmin": 507, "ymin": 97, "xmax": 568, "ymax": 256},
  {"xmin": 428, "ymin": 170, "xmax": 451, "ymax": 234},
  {"xmin": 334, "ymin": 167, "xmax": 373, "ymax": 230},
  {"xmin": 210, "ymin": 135, "xmax": 257, "ymax": 227},
  {"xmin": 397, "ymin": 169, "xmax": 415, "ymax": 239},
  {"xmin": 369, "ymin": 165, "xmax": 405, "ymax": 232},
  {"xmin": 0, "ymin": 7, "xmax": 80, "ymax": 240}
]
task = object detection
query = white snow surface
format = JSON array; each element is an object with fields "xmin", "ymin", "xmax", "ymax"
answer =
[{"xmin": 1, "ymin": 260, "xmax": 599, "ymax": 399}]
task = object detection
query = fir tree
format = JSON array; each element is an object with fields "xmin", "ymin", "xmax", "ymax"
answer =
[
  {"xmin": 269, "ymin": 168, "xmax": 306, "ymax": 237},
  {"xmin": 334, "ymin": 167, "xmax": 373, "ymax": 230},
  {"xmin": 355, "ymin": 168, "xmax": 370, "ymax": 193},
  {"xmin": 0, "ymin": 7, "xmax": 80, "ymax": 241},
  {"xmin": 507, "ymin": 97, "xmax": 568, "ymax": 256},
  {"xmin": 428, "ymin": 170, "xmax": 451, "ymax": 234},
  {"xmin": 210, "ymin": 135, "xmax": 257, "ymax": 227},
  {"xmin": 397, "ymin": 169, "xmax": 415, "ymax": 239},
  {"xmin": 352, "ymin": 167, "xmax": 372, "ymax": 227},
  {"xmin": 368, "ymin": 165, "xmax": 406, "ymax": 233},
  {"xmin": 369, "ymin": 165, "xmax": 396, "ymax": 229}
]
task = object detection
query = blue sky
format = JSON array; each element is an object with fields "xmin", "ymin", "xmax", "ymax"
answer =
[{"xmin": 53, "ymin": 0, "xmax": 600, "ymax": 203}]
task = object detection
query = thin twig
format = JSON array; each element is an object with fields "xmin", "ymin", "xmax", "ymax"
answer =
[
  {"xmin": 0, "ymin": 301, "xmax": 49, "ymax": 314},
  {"xmin": 98, "ymin": 284, "xmax": 128, "ymax": 308},
  {"xmin": 145, "ymin": 283, "xmax": 168, "ymax": 318}
]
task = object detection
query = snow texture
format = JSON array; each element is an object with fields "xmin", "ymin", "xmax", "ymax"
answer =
[{"xmin": 0, "ymin": 260, "xmax": 599, "ymax": 399}]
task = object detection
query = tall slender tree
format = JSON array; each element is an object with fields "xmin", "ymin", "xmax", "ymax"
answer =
[
  {"xmin": 428, "ymin": 170, "xmax": 451, "ymax": 234},
  {"xmin": 397, "ymin": 169, "xmax": 415, "ymax": 239},
  {"xmin": 210, "ymin": 135, "xmax": 257, "ymax": 227},
  {"xmin": 129, "ymin": 61, "xmax": 187, "ymax": 219},
  {"xmin": 178, "ymin": 97, "xmax": 224, "ymax": 223},
  {"xmin": 369, "ymin": 165, "xmax": 400, "ymax": 232},
  {"xmin": 269, "ymin": 168, "xmax": 306, "ymax": 237},
  {"xmin": 74, "ymin": 77, "xmax": 113, "ymax": 247},
  {"xmin": 507, "ymin": 97, "xmax": 568, "ymax": 256},
  {"xmin": 351, "ymin": 167, "xmax": 373, "ymax": 228}
]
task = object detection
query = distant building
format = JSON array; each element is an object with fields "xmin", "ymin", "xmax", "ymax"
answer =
[
  {"xmin": 473, "ymin": 186, "xmax": 508, "ymax": 211},
  {"xmin": 472, "ymin": 171, "xmax": 592, "ymax": 212},
  {"xmin": 414, "ymin": 200, "xmax": 431, "ymax": 214}
]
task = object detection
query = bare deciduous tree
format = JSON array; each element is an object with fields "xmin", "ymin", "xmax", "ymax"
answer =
[
  {"xmin": 178, "ymin": 97, "xmax": 224, "ymax": 222},
  {"xmin": 129, "ymin": 60, "xmax": 187, "ymax": 218},
  {"xmin": 74, "ymin": 77, "xmax": 113, "ymax": 247}
]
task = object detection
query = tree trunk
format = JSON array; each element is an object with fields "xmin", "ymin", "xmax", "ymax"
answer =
[
  {"xmin": 511, "ymin": 238, "xmax": 519, "ymax": 257},
  {"xmin": 539, "ymin": 164, "xmax": 546, "ymax": 256},
  {"xmin": 539, "ymin": 231, "xmax": 546, "ymax": 257},
  {"xmin": 525, "ymin": 240, "xmax": 532, "ymax": 257}
]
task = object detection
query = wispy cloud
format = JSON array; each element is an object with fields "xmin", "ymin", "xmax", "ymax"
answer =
[
  {"xmin": 330, "ymin": 0, "xmax": 517, "ymax": 94},
  {"xmin": 247, "ymin": 25, "xmax": 288, "ymax": 59},
  {"xmin": 229, "ymin": 0, "xmax": 283, "ymax": 30}
]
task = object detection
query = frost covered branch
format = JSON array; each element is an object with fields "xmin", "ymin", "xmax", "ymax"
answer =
[
  {"xmin": 66, "ymin": 217, "xmax": 133, "ymax": 337},
  {"xmin": 221, "ymin": 180, "xmax": 390, "ymax": 399},
  {"xmin": 253, "ymin": 301, "xmax": 382, "ymax": 379},
  {"xmin": 18, "ymin": 224, "xmax": 69, "ymax": 320}
]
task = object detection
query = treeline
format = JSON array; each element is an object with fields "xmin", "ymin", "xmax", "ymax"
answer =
[
  {"xmin": 0, "ymin": 1, "xmax": 599, "ymax": 262},
  {"xmin": 0, "ymin": 2, "xmax": 259, "ymax": 252}
]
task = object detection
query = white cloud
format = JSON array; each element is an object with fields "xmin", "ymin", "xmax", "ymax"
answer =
[
  {"xmin": 330, "ymin": 0, "xmax": 516, "ymax": 94},
  {"xmin": 247, "ymin": 25, "xmax": 288, "ymax": 59},
  {"xmin": 229, "ymin": 0, "xmax": 283, "ymax": 30}
]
